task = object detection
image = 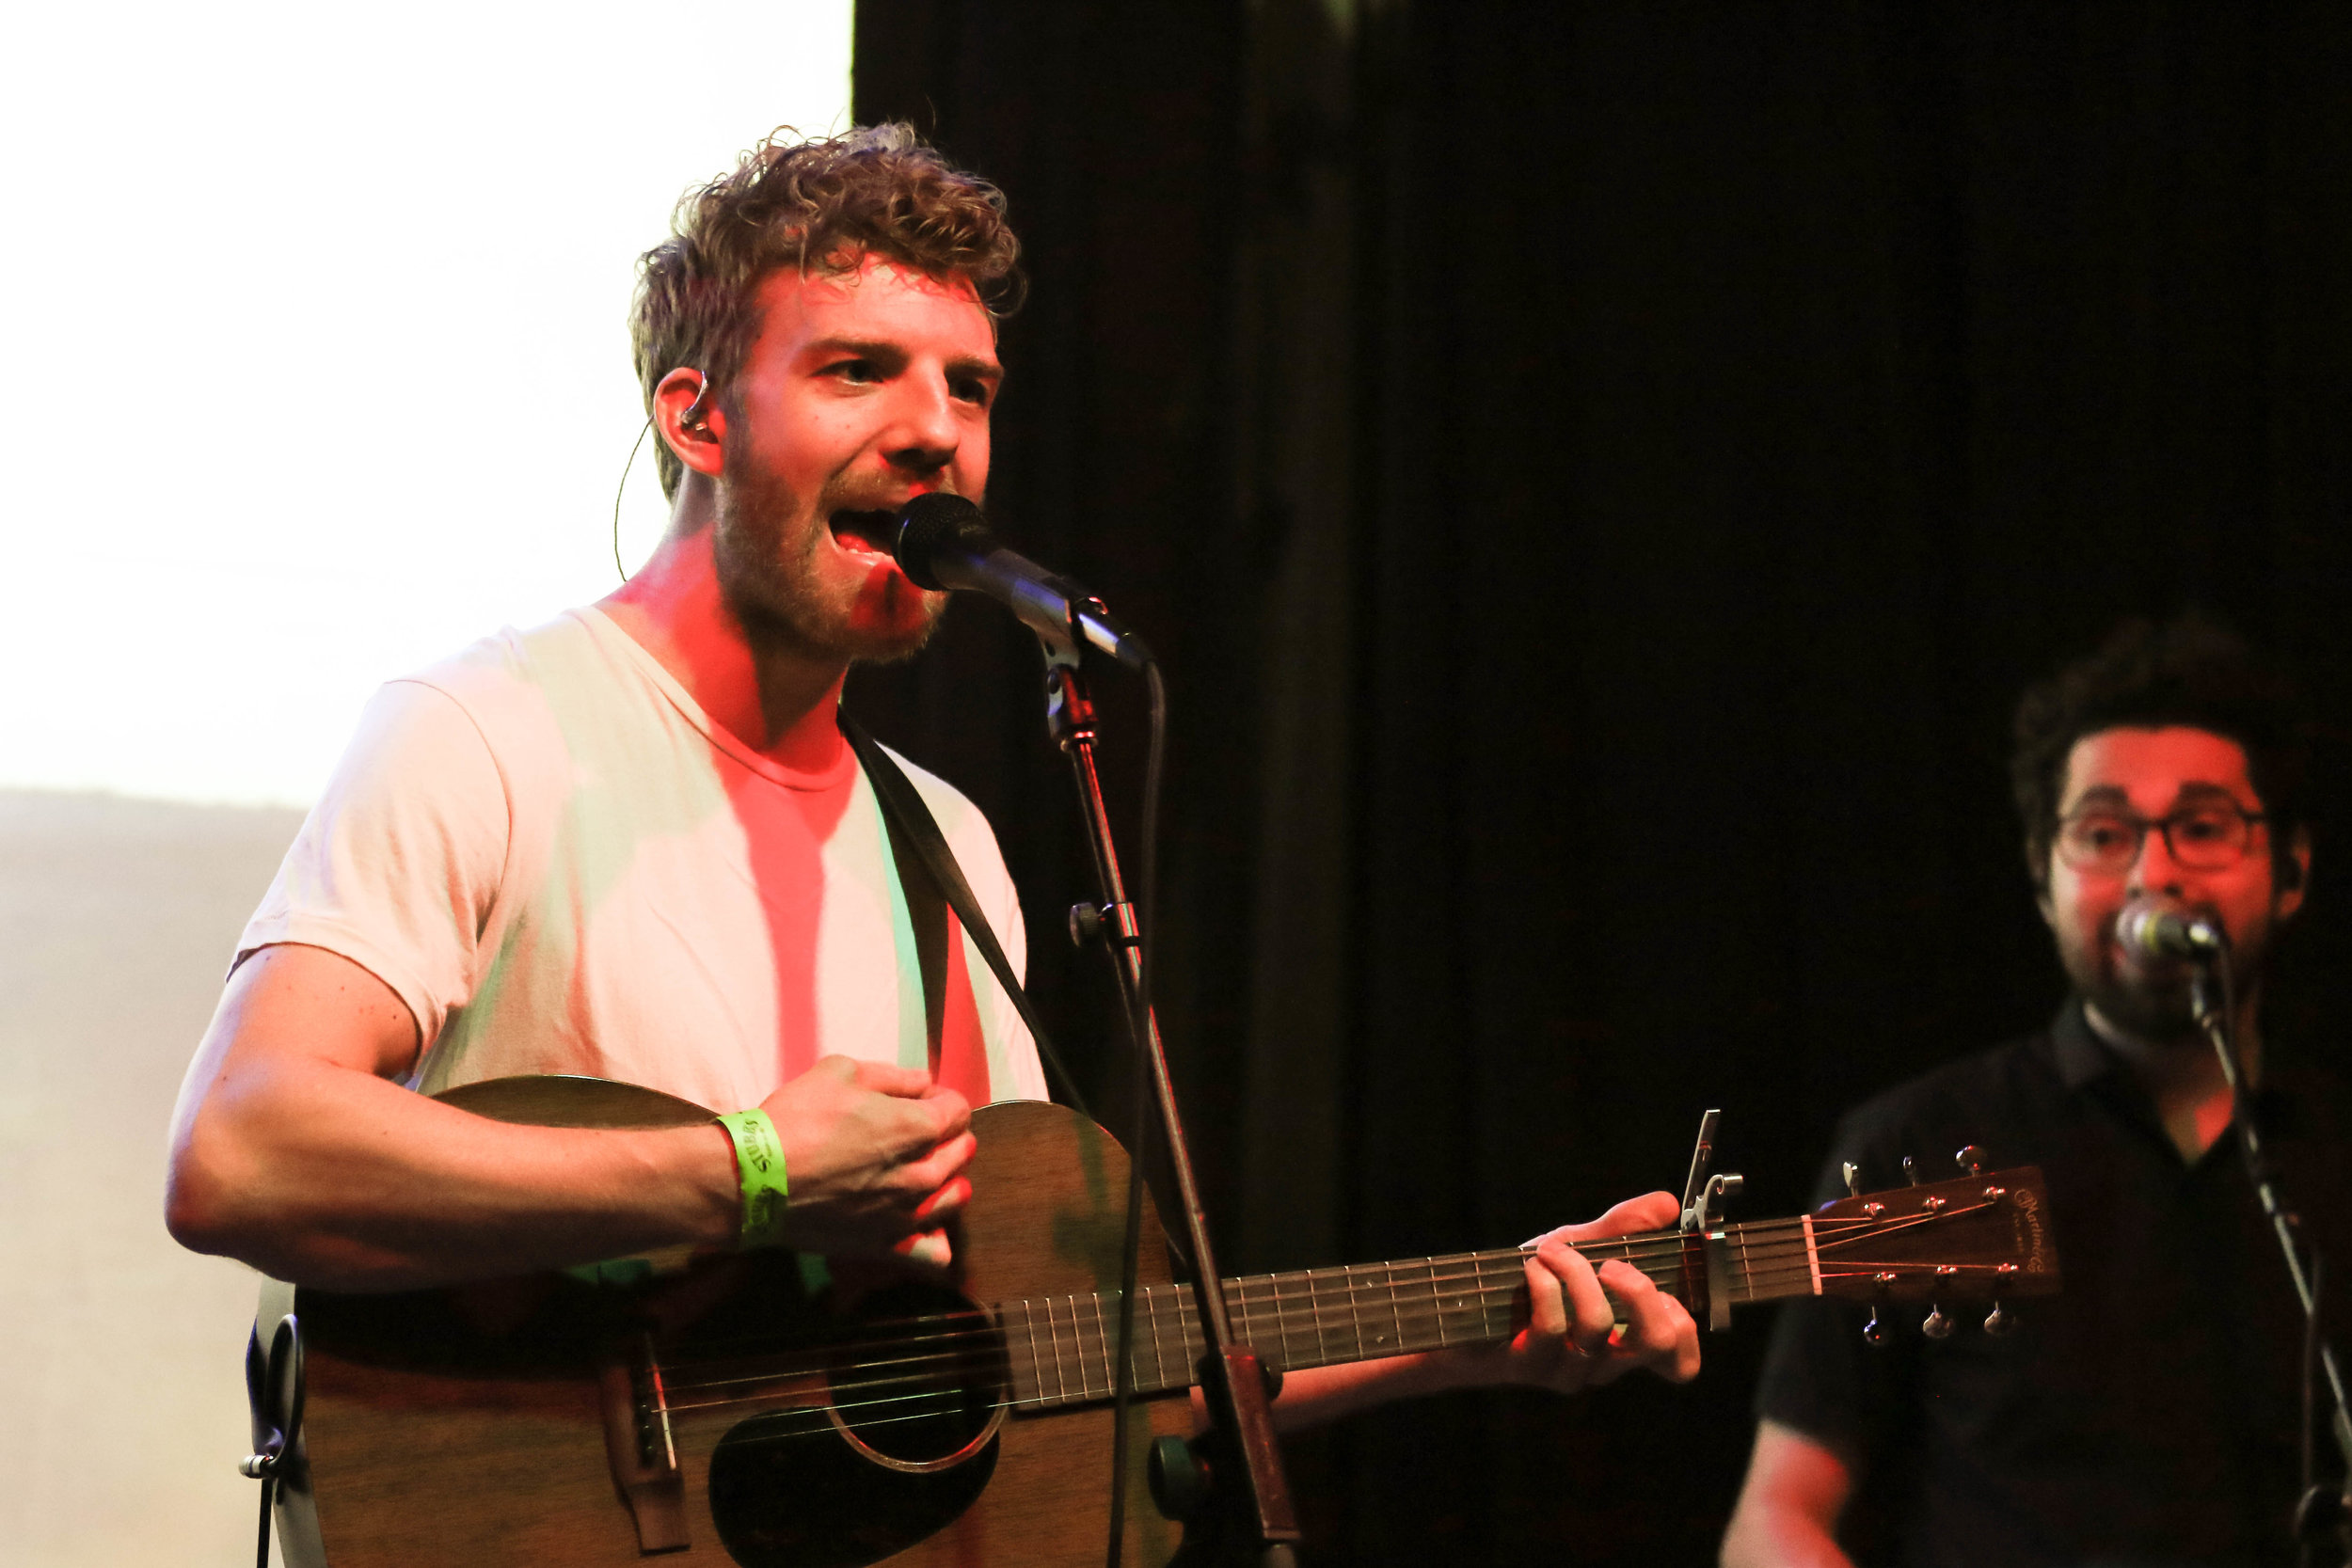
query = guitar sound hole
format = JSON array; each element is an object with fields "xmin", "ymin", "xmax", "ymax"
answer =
[
  {"xmin": 707, "ymin": 1280, "xmax": 1009, "ymax": 1568},
  {"xmin": 824, "ymin": 1281, "xmax": 1010, "ymax": 1467}
]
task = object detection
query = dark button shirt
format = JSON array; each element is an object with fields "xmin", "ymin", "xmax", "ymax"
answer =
[{"xmin": 1755, "ymin": 1000, "xmax": 2352, "ymax": 1568}]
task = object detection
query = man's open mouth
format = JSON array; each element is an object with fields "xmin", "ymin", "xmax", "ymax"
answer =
[{"xmin": 829, "ymin": 509, "xmax": 899, "ymax": 560}]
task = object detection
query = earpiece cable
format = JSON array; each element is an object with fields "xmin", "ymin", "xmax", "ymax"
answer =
[{"xmin": 612, "ymin": 418, "xmax": 653, "ymax": 583}]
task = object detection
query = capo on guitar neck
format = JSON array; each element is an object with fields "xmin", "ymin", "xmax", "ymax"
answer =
[{"xmin": 1678, "ymin": 1110, "xmax": 1745, "ymax": 1332}]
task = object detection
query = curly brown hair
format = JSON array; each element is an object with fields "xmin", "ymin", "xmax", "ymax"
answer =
[
  {"xmin": 630, "ymin": 123, "xmax": 1024, "ymax": 498},
  {"xmin": 2010, "ymin": 613, "xmax": 2311, "ymax": 886}
]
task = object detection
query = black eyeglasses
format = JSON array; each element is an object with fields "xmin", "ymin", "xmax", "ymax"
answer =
[{"xmin": 2053, "ymin": 801, "xmax": 2268, "ymax": 875}]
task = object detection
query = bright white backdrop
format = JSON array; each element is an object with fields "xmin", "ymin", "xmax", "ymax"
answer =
[
  {"xmin": 0, "ymin": 11, "xmax": 850, "ymax": 1564},
  {"xmin": 0, "ymin": 1, "xmax": 854, "ymax": 807}
]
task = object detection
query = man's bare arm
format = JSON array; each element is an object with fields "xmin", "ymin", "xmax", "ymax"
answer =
[
  {"xmin": 1192, "ymin": 1193, "xmax": 1702, "ymax": 1432},
  {"xmin": 1720, "ymin": 1418, "xmax": 1858, "ymax": 1568},
  {"xmin": 165, "ymin": 943, "xmax": 974, "ymax": 1290}
]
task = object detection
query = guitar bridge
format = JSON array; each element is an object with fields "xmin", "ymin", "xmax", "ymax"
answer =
[{"xmin": 598, "ymin": 1330, "xmax": 690, "ymax": 1555}]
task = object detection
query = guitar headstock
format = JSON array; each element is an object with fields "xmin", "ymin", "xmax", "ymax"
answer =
[{"xmin": 1810, "ymin": 1165, "xmax": 2060, "ymax": 1307}]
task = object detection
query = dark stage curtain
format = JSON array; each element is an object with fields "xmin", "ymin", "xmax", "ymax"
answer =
[{"xmin": 846, "ymin": 3, "xmax": 2352, "ymax": 1560}]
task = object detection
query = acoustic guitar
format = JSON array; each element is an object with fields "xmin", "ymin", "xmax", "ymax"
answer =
[{"xmin": 244, "ymin": 1077, "xmax": 2058, "ymax": 1567}]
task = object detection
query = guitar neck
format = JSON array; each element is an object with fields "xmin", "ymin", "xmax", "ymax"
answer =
[{"xmin": 998, "ymin": 1215, "xmax": 1817, "ymax": 1411}]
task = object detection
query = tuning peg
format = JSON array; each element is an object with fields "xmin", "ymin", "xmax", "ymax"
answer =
[
  {"xmin": 1983, "ymin": 1261, "xmax": 2019, "ymax": 1336},
  {"xmin": 1921, "ymin": 1265, "xmax": 1959, "ymax": 1338},
  {"xmin": 1956, "ymin": 1145, "xmax": 1986, "ymax": 1178},
  {"xmin": 1902, "ymin": 1155, "xmax": 1921, "ymax": 1186},
  {"xmin": 1842, "ymin": 1162, "xmax": 1862, "ymax": 1198},
  {"xmin": 1862, "ymin": 1272, "xmax": 1896, "ymax": 1347}
]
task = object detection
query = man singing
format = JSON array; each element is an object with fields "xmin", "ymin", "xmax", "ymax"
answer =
[
  {"xmin": 166, "ymin": 124, "xmax": 1695, "ymax": 1468},
  {"xmin": 1724, "ymin": 615, "xmax": 2348, "ymax": 1567}
]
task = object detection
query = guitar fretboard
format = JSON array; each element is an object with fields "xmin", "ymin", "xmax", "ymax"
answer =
[{"xmin": 997, "ymin": 1216, "xmax": 1818, "ymax": 1411}]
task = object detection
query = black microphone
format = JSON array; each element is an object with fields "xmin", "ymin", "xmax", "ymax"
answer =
[
  {"xmin": 2119, "ymin": 904, "xmax": 2227, "ymax": 961},
  {"xmin": 889, "ymin": 493, "xmax": 1154, "ymax": 670}
]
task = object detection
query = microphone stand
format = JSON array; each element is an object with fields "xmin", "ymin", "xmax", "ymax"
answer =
[
  {"xmin": 1036, "ymin": 626, "xmax": 1301, "ymax": 1568},
  {"xmin": 2189, "ymin": 943, "xmax": 2352, "ymax": 1564}
]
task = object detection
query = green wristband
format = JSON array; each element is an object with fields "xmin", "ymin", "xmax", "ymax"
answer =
[{"xmin": 715, "ymin": 1108, "xmax": 789, "ymax": 1249}]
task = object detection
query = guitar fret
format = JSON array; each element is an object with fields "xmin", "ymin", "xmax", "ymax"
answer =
[
  {"xmin": 1077, "ymin": 1294, "xmax": 1102, "ymax": 1398},
  {"xmin": 1383, "ymin": 1259, "xmax": 1406, "ymax": 1354},
  {"xmin": 1442, "ymin": 1253, "xmax": 1482, "ymax": 1344},
  {"xmin": 1343, "ymin": 1263, "xmax": 1365, "ymax": 1363},
  {"xmin": 1048, "ymin": 1295, "xmax": 1073, "ymax": 1404},
  {"xmin": 1148, "ymin": 1285, "xmax": 1172, "ymax": 1389},
  {"xmin": 1091, "ymin": 1291, "xmax": 1112, "ymax": 1398},
  {"xmin": 1011, "ymin": 1300, "xmax": 1040, "ymax": 1407}
]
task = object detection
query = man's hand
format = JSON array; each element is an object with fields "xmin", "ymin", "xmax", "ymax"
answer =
[
  {"xmin": 1242, "ymin": 1188, "xmax": 1702, "ymax": 1431},
  {"xmin": 758, "ymin": 1055, "xmax": 975, "ymax": 1261},
  {"xmin": 1508, "ymin": 1190, "xmax": 1701, "ymax": 1393}
]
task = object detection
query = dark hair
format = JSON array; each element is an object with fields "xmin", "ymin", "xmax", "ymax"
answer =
[
  {"xmin": 630, "ymin": 123, "xmax": 1024, "ymax": 498},
  {"xmin": 2010, "ymin": 614, "xmax": 2310, "ymax": 882}
]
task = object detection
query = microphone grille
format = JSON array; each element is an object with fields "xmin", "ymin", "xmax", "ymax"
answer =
[{"xmin": 895, "ymin": 493, "xmax": 993, "ymax": 591}]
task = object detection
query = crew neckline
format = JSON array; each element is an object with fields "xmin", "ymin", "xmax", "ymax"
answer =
[{"xmin": 569, "ymin": 605, "xmax": 859, "ymax": 793}]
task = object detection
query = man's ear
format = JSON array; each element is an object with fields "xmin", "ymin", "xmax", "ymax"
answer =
[
  {"xmin": 2277, "ymin": 826, "xmax": 2312, "ymax": 922},
  {"xmin": 654, "ymin": 368, "xmax": 725, "ymax": 480},
  {"xmin": 2027, "ymin": 847, "xmax": 2058, "ymax": 931}
]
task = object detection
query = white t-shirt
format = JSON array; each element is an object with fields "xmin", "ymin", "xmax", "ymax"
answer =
[{"xmin": 236, "ymin": 607, "xmax": 1046, "ymax": 1114}]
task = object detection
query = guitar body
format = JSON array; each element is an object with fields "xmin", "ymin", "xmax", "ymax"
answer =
[{"xmin": 259, "ymin": 1081, "xmax": 1189, "ymax": 1567}]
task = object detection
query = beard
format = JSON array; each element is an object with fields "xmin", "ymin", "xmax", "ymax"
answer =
[
  {"xmin": 711, "ymin": 447, "xmax": 948, "ymax": 666},
  {"xmin": 2067, "ymin": 904, "xmax": 2271, "ymax": 1045},
  {"xmin": 2077, "ymin": 956, "xmax": 2202, "ymax": 1043}
]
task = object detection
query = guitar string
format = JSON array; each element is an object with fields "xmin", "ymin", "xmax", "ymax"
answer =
[
  {"xmin": 664, "ymin": 1251, "xmax": 2028, "ymax": 1446},
  {"xmin": 657, "ymin": 1205, "xmax": 1937, "ymax": 1374},
  {"xmin": 651, "ymin": 1228, "xmax": 1918, "ymax": 1402},
  {"xmin": 651, "ymin": 1231, "xmax": 1831, "ymax": 1395},
  {"xmin": 658, "ymin": 1253, "xmax": 2021, "ymax": 1455},
  {"xmin": 650, "ymin": 1206, "xmax": 2000, "ymax": 1410},
  {"xmin": 660, "ymin": 1267, "xmax": 2006, "ymax": 1434},
  {"xmin": 657, "ymin": 1250, "xmax": 1955, "ymax": 1417},
  {"xmin": 655, "ymin": 1242, "xmax": 2020, "ymax": 1436},
  {"xmin": 647, "ymin": 1223, "xmax": 1820, "ymax": 1377}
]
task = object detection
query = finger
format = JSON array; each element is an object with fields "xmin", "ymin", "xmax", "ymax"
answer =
[
  {"xmin": 1521, "ymin": 1251, "xmax": 1569, "ymax": 1340},
  {"xmin": 892, "ymin": 1227, "xmax": 954, "ymax": 1269},
  {"xmin": 1534, "ymin": 1238, "xmax": 1614, "ymax": 1355},
  {"xmin": 1597, "ymin": 1259, "xmax": 1700, "ymax": 1384},
  {"xmin": 919, "ymin": 1085, "xmax": 973, "ymax": 1139},
  {"xmin": 1554, "ymin": 1190, "xmax": 1683, "ymax": 1245},
  {"xmin": 897, "ymin": 1129, "xmax": 977, "ymax": 1192},
  {"xmin": 848, "ymin": 1057, "xmax": 942, "ymax": 1099},
  {"xmin": 912, "ymin": 1174, "xmax": 971, "ymax": 1225}
]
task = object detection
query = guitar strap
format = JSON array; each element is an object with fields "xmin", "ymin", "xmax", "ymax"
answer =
[{"xmin": 839, "ymin": 710, "xmax": 1089, "ymax": 1117}]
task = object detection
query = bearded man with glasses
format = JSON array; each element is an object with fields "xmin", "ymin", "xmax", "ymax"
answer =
[{"xmin": 1724, "ymin": 615, "xmax": 2350, "ymax": 1568}]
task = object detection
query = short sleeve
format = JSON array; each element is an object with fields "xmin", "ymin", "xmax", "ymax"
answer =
[{"xmin": 236, "ymin": 678, "xmax": 511, "ymax": 1050}]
